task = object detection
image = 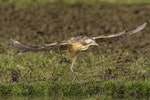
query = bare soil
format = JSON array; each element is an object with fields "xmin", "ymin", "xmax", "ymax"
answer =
[{"xmin": 0, "ymin": 3, "xmax": 149, "ymax": 60}]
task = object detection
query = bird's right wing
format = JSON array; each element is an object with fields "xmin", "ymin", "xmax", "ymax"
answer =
[{"xmin": 10, "ymin": 39, "xmax": 68, "ymax": 52}]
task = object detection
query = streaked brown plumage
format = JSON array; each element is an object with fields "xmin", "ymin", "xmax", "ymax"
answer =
[{"xmin": 11, "ymin": 23, "xmax": 147, "ymax": 78}]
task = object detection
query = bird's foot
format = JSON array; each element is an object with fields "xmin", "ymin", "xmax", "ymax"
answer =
[{"xmin": 72, "ymin": 75, "xmax": 82, "ymax": 84}]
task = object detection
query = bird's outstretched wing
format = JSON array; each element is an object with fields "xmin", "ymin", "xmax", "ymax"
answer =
[
  {"xmin": 93, "ymin": 22, "xmax": 147, "ymax": 39},
  {"xmin": 10, "ymin": 39, "xmax": 68, "ymax": 52}
]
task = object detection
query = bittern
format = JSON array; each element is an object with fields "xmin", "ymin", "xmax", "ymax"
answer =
[{"xmin": 11, "ymin": 23, "xmax": 147, "ymax": 78}]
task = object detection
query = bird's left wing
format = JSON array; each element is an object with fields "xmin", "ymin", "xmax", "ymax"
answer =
[
  {"xmin": 93, "ymin": 22, "xmax": 147, "ymax": 40},
  {"xmin": 10, "ymin": 39, "xmax": 68, "ymax": 52}
]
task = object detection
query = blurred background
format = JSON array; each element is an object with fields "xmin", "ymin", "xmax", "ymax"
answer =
[{"xmin": 0, "ymin": 0, "xmax": 149, "ymax": 97}]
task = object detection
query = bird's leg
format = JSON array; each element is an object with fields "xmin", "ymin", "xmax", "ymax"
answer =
[
  {"xmin": 70, "ymin": 55, "xmax": 82, "ymax": 83},
  {"xmin": 70, "ymin": 55, "xmax": 78, "ymax": 74}
]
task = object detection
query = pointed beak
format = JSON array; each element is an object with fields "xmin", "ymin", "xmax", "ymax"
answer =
[
  {"xmin": 92, "ymin": 42, "xmax": 99, "ymax": 46},
  {"xmin": 95, "ymin": 42, "xmax": 99, "ymax": 46}
]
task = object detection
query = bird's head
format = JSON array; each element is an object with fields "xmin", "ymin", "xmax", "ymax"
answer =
[
  {"xmin": 70, "ymin": 36, "xmax": 99, "ymax": 51},
  {"xmin": 78, "ymin": 38, "xmax": 99, "ymax": 51}
]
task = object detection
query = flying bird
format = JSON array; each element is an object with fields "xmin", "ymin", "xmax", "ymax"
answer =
[{"xmin": 11, "ymin": 22, "xmax": 147, "ymax": 79}]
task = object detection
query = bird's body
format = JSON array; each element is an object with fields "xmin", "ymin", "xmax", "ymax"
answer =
[
  {"xmin": 11, "ymin": 36, "xmax": 98, "ymax": 58},
  {"xmin": 11, "ymin": 23, "xmax": 147, "ymax": 80},
  {"xmin": 61, "ymin": 36, "xmax": 98, "ymax": 54}
]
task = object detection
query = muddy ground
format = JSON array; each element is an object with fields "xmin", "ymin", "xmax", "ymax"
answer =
[{"xmin": 0, "ymin": 3, "xmax": 149, "ymax": 60}]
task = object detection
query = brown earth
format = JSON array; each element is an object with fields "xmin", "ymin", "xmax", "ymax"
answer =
[
  {"xmin": 0, "ymin": 3, "xmax": 149, "ymax": 84},
  {"xmin": 0, "ymin": 3, "xmax": 149, "ymax": 59}
]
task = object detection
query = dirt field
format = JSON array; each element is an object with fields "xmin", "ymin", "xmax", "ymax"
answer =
[{"xmin": 0, "ymin": 3, "xmax": 149, "ymax": 56}]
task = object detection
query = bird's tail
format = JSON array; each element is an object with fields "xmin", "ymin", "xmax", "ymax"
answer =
[{"xmin": 10, "ymin": 39, "xmax": 49, "ymax": 52}]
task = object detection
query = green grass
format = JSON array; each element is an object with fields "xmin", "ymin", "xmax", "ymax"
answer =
[
  {"xmin": 0, "ymin": 0, "xmax": 149, "ymax": 10},
  {"xmin": 0, "ymin": 51, "xmax": 150, "ymax": 96},
  {"xmin": 0, "ymin": 80, "xmax": 150, "ymax": 97}
]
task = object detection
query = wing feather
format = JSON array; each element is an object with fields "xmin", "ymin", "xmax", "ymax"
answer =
[
  {"xmin": 93, "ymin": 22, "xmax": 147, "ymax": 39},
  {"xmin": 10, "ymin": 39, "xmax": 68, "ymax": 52}
]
